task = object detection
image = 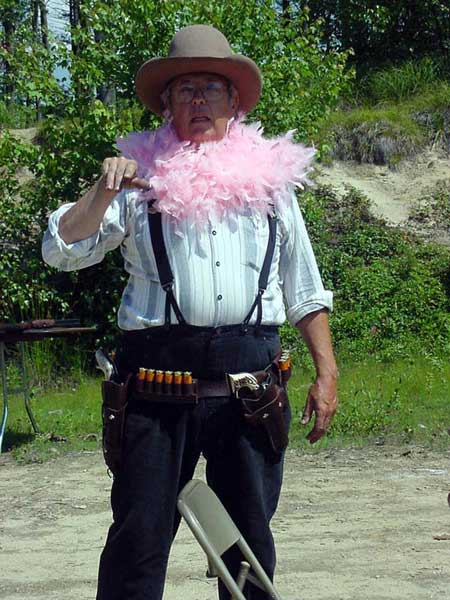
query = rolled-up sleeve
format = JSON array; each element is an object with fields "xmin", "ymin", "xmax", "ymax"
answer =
[
  {"xmin": 42, "ymin": 191, "xmax": 128, "ymax": 271},
  {"xmin": 279, "ymin": 189, "xmax": 333, "ymax": 326}
]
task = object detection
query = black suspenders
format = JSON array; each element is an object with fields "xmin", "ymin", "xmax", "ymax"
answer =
[
  {"xmin": 148, "ymin": 211, "xmax": 277, "ymax": 329},
  {"xmin": 148, "ymin": 212, "xmax": 187, "ymax": 326},
  {"xmin": 241, "ymin": 214, "xmax": 277, "ymax": 331}
]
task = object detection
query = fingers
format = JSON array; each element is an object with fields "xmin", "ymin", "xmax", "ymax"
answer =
[
  {"xmin": 101, "ymin": 157, "xmax": 139, "ymax": 192},
  {"xmin": 114, "ymin": 159, "xmax": 128, "ymax": 191},
  {"xmin": 301, "ymin": 394, "xmax": 314, "ymax": 425},
  {"xmin": 306, "ymin": 412, "xmax": 328, "ymax": 444},
  {"xmin": 302, "ymin": 381, "xmax": 338, "ymax": 444},
  {"xmin": 306, "ymin": 402, "xmax": 336, "ymax": 444},
  {"xmin": 102, "ymin": 158, "xmax": 116, "ymax": 191},
  {"xmin": 131, "ymin": 177, "xmax": 151, "ymax": 190},
  {"xmin": 302, "ymin": 389, "xmax": 327, "ymax": 444}
]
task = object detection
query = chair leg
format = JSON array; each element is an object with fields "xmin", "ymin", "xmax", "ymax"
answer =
[
  {"xmin": 232, "ymin": 561, "xmax": 250, "ymax": 599},
  {"xmin": 206, "ymin": 557, "xmax": 218, "ymax": 578},
  {"xmin": 179, "ymin": 507, "xmax": 247, "ymax": 600},
  {"xmin": 237, "ymin": 538, "xmax": 284, "ymax": 600}
]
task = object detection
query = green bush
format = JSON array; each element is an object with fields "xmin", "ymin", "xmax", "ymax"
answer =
[
  {"xmin": 362, "ymin": 58, "xmax": 442, "ymax": 104},
  {"xmin": 294, "ymin": 185, "xmax": 450, "ymax": 360},
  {"xmin": 0, "ymin": 132, "xmax": 68, "ymax": 321}
]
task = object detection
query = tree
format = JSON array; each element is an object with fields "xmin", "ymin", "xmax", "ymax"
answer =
[
  {"xmin": 0, "ymin": 0, "xmax": 28, "ymax": 106},
  {"xmin": 301, "ymin": 0, "xmax": 450, "ymax": 73},
  {"xmin": 39, "ymin": 0, "xmax": 49, "ymax": 51}
]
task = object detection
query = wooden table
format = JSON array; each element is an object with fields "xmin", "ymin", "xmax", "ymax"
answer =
[{"xmin": 0, "ymin": 326, "xmax": 97, "ymax": 452}]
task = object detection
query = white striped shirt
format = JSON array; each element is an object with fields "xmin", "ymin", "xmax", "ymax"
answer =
[{"xmin": 42, "ymin": 188, "xmax": 332, "ymax": 330}]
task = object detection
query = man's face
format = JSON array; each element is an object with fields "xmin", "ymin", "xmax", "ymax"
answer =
[{"xmin": 168, "ymin": 72, "xmax": 239, "ymax": 144}]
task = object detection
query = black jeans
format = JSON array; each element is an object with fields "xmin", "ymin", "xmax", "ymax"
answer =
[{"xmin": 97, "ymin": 326, "xmax": 289, "ymax": 600}]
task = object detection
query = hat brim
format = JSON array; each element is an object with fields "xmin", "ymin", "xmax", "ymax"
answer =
[{"xmin": 135, "ymin": 55, "xmax": 262, "ymax": 115}]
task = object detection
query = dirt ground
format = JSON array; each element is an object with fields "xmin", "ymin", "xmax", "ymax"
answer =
[
  {"xmin": 315, "ymin": 149, "xmax": 450, "ymax": 244},
  {"xmin": 1, "ymin": 445, "xmax": 449, "ymax": 600}
]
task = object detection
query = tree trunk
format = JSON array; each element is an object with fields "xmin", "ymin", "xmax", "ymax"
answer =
[
  {"xmin": 69, "ymin": 0, "xmax": 81, "ymax": 55},
  {"xmin": 32, "ymin": 0, "xmax": 39, "ymax": 40},
  {"xmin": 282, "ymin": 0, "xmax": 291, "ymax": 24},
  {"xmin": 39, "ymin": 0, "xmax": 49, "ymax": 50},
  {"xmin": 94, "ymin": 27, "xmax": 116, "ymax": 105},
  {"xmin": 1, "ymin": 19, "xmax": 14, "ymax": 106}
]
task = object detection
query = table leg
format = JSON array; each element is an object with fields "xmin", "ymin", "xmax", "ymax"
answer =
[
  {"xmin": 19, "ymin": 342, "xmax": 39, "ymax": 434},
  {"xmin": 0, "ymin": 341, "xmax": 8, "ymax": 452}
]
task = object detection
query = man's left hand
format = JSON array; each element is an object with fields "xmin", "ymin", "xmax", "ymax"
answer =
[{"xmin": 301, "ymin": 375, "xmax": 338, "ymax": 444}]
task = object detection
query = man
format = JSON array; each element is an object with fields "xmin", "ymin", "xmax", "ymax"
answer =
[{"xmin": 42, "ymin": 24, "xmax": 337, "ymax": 600}]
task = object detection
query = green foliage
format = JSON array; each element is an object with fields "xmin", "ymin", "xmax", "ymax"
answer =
[
  {"xmin": 303, "ymin": 0, "xmax": 450, "ymax": 73},
  {"xmin": 361, "ymin": 58, "xmax": 441, "ymax": 104},
  {"xmin": 0, "ymin": 131, "xmax": 68, "ymax": 320},
  {"xmin": 5, "ymin": 376, "xmax": 103, "ymax": 461},
  {"xmin": 0, "ymin": 101, "xmax": 35, "ymax": 129},
  {"xmin": 321, "ymin": 356, "xmax": 450, "ymax": 444},
  {"xmin": 295, "ymin": 185, "xmax": 450, "ymax": 360},
  {"xmin": 59, "ymin": 0, "xmax": 352, "ymax": 140},
  {"xmin": 0, "ymin": 101, "xmax": 138, "ymax": 335}
]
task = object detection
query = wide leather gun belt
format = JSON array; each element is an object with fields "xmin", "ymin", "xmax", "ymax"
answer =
[
  {"xmin": 132, "ymin": 374, "xmax": 230, "ymax": 404},
  {"xmin": 131, "ymin": 351, "xmax": 292, "ymax": 406}
]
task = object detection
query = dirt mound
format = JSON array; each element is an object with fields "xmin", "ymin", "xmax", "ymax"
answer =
[{"xmin": 315, "ymin": 149, "xmax": 450, "ymax": 243}]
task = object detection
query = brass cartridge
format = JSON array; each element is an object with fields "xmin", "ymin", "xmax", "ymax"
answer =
[
  {"xmin": 279, "ymin": 351, "xmax": 292, "ymax": 385},
  {"xmin": 173, "ymin": 371, "xmax": 183, "ymax": 395},
  {"xmin": 136, "ymin": 367, "xmax": 146, "ymax": 392},
  {"xmin": 145, "ymin": 369, "xmax": 155, "ymax": 392},
  {"xmin": 163, "ymin": 371, "xmax": 174, "ymax": 394},
  {"xmin": 155, "ymin": 370, "xmax": 164, "ymax": 394},
  {"xmin": 183, "ymin": 371, "xmax": 193, "ymax": 396}
]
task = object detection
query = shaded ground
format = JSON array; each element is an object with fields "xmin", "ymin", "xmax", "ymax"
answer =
[{"xmin": 1, "ymin": 445, "xmax": 449, "ymax": 599}]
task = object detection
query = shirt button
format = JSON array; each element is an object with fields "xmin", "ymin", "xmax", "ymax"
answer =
[
  {"xmin": 212, "ymin": 230, "xmax": 217, "ymax": 235},
  {"xmin": 217, "ymin": 294, "xmax": 223, "ymax": 301},
  {"xmin": 216, "ymin": 261, "xmax": 220, "ymax": 267}
]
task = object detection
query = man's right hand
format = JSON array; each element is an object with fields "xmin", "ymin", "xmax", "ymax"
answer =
[
  {"xmin": 59, "ymin": 157, "xmax": 151, "ymax": 245},
  {"xmin": 101, "ymin": 157, "xmax": 151, "ymax": 193}
]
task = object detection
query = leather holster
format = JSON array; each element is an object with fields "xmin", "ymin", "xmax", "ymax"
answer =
[
  {"xmin": 101, "ymin": 374, "xmax": 131, "ymax": 475},
  {"xmin": 242, "ymin": 382, "xmax": 289, "ymax": 453}
]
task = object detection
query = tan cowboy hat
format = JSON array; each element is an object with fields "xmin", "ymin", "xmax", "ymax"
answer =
[{"xmin": 135, "ymin": 24, "xmax": 262, "ymax": 115}]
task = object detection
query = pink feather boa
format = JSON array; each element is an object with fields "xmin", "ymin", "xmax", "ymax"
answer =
[{"xmin": 116, "ymin": 118, "xmax": 315, "ymax": 227}]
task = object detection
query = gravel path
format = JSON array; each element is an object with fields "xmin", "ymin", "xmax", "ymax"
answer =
[{"xmin": 1, "ymin": 445, "xmax": 449, "ymax": 599}]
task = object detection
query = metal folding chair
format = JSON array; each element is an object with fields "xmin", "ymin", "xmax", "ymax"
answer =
[{"xmin": 177, "ymin": 479, "xmax": 284, "ymax": 600}]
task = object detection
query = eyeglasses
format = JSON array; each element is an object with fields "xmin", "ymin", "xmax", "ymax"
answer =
[{"xmin": 171, "ymin": 81, "xmax": 227, "ymax": 104}]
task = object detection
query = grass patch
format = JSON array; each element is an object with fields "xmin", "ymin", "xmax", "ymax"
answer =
[
  {"xmin": 3, "ymin": 356, "xmax": 450, "ymax": 462},
  {"xmin": 4, "ymin": 377, "xmax": 102, "ymax": 463},
  {"xmin": 289, "ymin": 356, "xmax": 450, "ymax": 452},
  {"xmin": 321, "ymin": 107, "xmax": 424, "ymax": 165},
  {"xmin": 360, "ymin": 58, "xmax": 443, "ymax": 105},
  {"xmin": 318, "ymin": 81, "xmax": 450, "ymax": 164},
  {"xmin": 327, "ymin": 106, "xmax": 423, "ymax": 137}
]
